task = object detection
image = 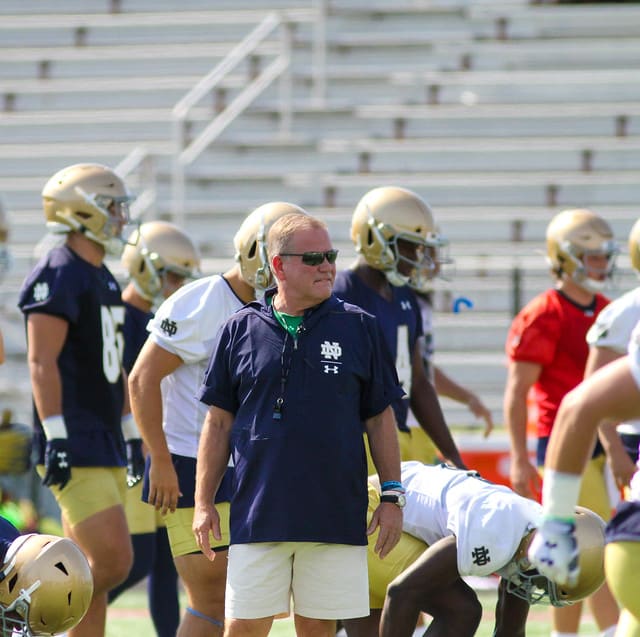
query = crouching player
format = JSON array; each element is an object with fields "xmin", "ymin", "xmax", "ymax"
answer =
[{"xmin": 343, "ymin": 462, "xmax": 606, "ymax": 637}]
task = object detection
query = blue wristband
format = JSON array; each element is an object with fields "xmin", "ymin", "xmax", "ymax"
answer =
[{"xmin": 381, "ymin": 480, "xmax": 404, "ymax": 492}]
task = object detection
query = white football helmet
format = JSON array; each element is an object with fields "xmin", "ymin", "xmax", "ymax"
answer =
[
  {"xmin": 504, "ymin": 507, "xmax": 606, "ymax": 607},
  {"xmin": 234, "ymin": 202, "xmax": 307, "ymax": 291},
  {"xmin": 546, "ymin": 208, "xmax": 618, "ymax": 292},
  {"xmin": 350, "ymin": 186, "xmax": 449, "ymax": 290},
  {"xmin": 122, "ymin": 220, "xmax": 200, "ymax": 304},
  {"xmin": 0, "ymin": 534, "xmax": 93, "ymax": 636},
  {"xmin": 42, "ymin": 163, "xmax": 134, "ymax": 257}
]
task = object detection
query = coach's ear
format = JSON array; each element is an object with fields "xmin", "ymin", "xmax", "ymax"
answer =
[{"xmin": 271, "ymin": 254, "xmax": 286, "ymax": 281}]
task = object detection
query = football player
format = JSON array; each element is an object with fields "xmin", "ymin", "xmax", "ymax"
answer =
[
  {"xmin": 18, "ymin": 163, "xmax": 135, "ymax": 636},
  {"xmin": 584, "ymin": 217, "xmax": 640, "ymax": 493},
  {"xmin": 333, "ymin": 186, "xmax": 465, "ymax": 470},
  {"xmin": 503, "ymin": 208, "xmax": 619, "ymax": 637},
  {"xmin": 108, "ymin": 221, "xmax": 201, "ymax": 637},
  {"xmin": 0, "ymin": 516, "xmax": 93, "ymax": 637},
  {"xmin": 529, "ymin": 317, "xmax": 640, "ymax": 637},
  {"xmin": 342, "ymin": 462, "xmax": 606, "ymax": 637},
  {"xmin": 128, "ymin": 202, "xmax": 307, "ymax": 636}
]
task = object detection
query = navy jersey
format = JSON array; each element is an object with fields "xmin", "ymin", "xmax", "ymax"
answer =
[
  {"xmin": 0, "ymin": 516, "xmax": 20, "ymax": 563},
  {"xmin": 18, "ymin": 245, "xmax": 126, "ymax": 467},
  {"xmin": 333, "ymin": 269, "xmax": 423, "ymax": 432},
  {"xmin": 122, "ymin": 302, "xmax": 153, "ymax": 374},
  {"xmin": 198, "ymin": 292, "xmax": 404, "ymax": 546}
]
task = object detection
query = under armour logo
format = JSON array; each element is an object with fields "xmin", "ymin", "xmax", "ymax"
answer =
[
  {"xmin": 33, "ymin": 282, "xmax": 49, "ymax": 302},
  {"xmin": 56, "ymin": 451, "xmax": 69, "ymax": 469},
  {"xmin": 324, "ymin": 365, "xmax": 339, "ymax": 374},
  {"xmin": 160, "ymin": 318, "xmax": 178, "ymax": 337},
  {"xmin": 108, "ymin": 281, "xmax": 119, "ymax": 291},
  {"xmin": 400, "ymin": 300, "xmax": 412, "ymax": 311},
  {"xmin": 471, "ymin": 546, "xmax": 491, "ymax": 567},
  {"xmin": 321, "ymin": 340, "xmax": 342, "ymax": 360}
]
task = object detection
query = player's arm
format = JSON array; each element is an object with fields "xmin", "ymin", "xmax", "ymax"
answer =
[
  {"xmin": 364, "ymin": 405, "xmax": 403, "ymax": 559},
  {"xmin": 128, "ymin": 338, "xmax": 183, "ymax": 513},
  {"xmin": 530, "ymin": 355, "xmax": 640, "ymax": 585},
  {"xmin": 493, "ymin": 578, "xmax": 528, "ymax": 637},
  {"xmin": 27, "ymin": 313, "xmax": 73, "ymax": 489},
  {"xmin": 434, "ymin": 365, "xmax": 494, "ymax": 437},
  {"xmin": 410, "ymin": 344, "xmax": 465, "ymax": 468},
  {"xmin": 26, "ymin": 313, "xmax": 66, "ymax": 419},
  {"xmin": 503, "ymin": 359, "xmax": 541, "ymax": 499},
  {"xmin": 193, "ymin": 404, "xmax": 233, "ymax": 561},
  {"xmin": 585, "ymin": 344, "xmax": 637, "ymax": 489}
]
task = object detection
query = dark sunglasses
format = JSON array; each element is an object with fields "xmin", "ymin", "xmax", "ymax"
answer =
[{"xmin": 280, "ymin": 249, "xmax": 339, "ymax": 266}]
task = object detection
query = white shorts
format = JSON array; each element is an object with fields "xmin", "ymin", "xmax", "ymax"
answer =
[
  {"xmin": 225, "ymin": 542, "xmax": 369, "ymax": 620},
  {"xmin": 628, "ymin": 322, "xmax": 640, "ymax": 391}
]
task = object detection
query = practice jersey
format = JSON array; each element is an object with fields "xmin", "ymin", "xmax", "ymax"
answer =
[
  {"xmin": 588, "ymin": 287, "xmax": 640, "ymax": 436},
  {"xmin": 18, "ymin": 245, "xmax": 126, "ymax": 466},
  {"xmin": 506, "ymin": 288, "xmax": 608, "ymax": 438},
  {"xmin": 198, "ymin": 292, "xmax": 404, "ymax": 546},
  {"xmin": 147, "ymin": 275, "xmax": 244, "ymax": 457},
  {"xmin": 122, "ymin": 302, "xmax": 153, "ymax": 374},
  {"xmin": 333, "ymin": 269, "xmax": 422, "ymax": 432},
  {"xmin": 401, "ymin": 461, "xmax": 542, "ymax": 576}
]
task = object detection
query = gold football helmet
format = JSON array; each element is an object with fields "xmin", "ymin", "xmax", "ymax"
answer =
[
  {"xmin": 42, "ymin": 163, "xmax": 134, "ymax": 257},
  {"xmin": 350, "ymin": 186, "xmax": 448, "ymax": 290},
  {"xmin": 505, "ymin": 506, "xmax": 606, "ymax": 607},
  {"xmin": 234, "ymin": 202, "xmax": 307, "ymax": 291},
  {"xmin": 122, "ymin": 220, "xmax": 201, "ymax": 304},
  {"xmin": 627, "ymin": 217, "xmax": 640, "ymax": 273},
  {"xmin": 546, "ymin": 208, "xmax": 617, "ymax": 292},
  {"xmin": 0, "ymin": 534, "xmax": 93, "ymax": 636}
]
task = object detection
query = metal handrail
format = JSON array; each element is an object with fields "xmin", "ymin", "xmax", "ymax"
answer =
[{"xmin": 171, "ymin": 8, "xmax": 325, "ymax": 224}]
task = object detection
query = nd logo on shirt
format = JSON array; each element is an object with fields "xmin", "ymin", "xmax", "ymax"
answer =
[{"xmin": 321, "ymin": 340, "xmax": 342, "ymax": 375}]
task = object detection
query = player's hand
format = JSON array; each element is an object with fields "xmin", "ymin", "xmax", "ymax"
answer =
[
  {"xmin": 126, "ymin": 439, "xmax": 145, "ymax": 488},
  {"xmin": 43, "ymin": 439, "xmax": 72, "ymax": 490},
  {"xmin": 528, "ymin": 517, "xmax": 579, "ymax": 587}
]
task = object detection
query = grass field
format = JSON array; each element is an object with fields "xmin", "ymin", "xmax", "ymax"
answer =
[{"xmin": 105, "ymin": 585, "xmax": 600, "ymax": 636}]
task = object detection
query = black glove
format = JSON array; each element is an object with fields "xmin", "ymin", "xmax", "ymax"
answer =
[
  {"xmin": 43, "ymin": 439, "xmax": 72, "ymax": 490},
  {"xmin": 126, "ymin": 439, "xmax": 145, "ymax": 488}
]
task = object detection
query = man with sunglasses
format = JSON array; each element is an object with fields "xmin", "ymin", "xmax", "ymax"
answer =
[
  {"xmin": 333, "ymin": 186, "xmax": 465, "ymax": 471},
  {"xmin": 193, "ymin": 213, "xmax": 404, "ymax": 637},
  {"xmin": 18, "ymin": 163, "xmax": 135, "ymax": 636}
]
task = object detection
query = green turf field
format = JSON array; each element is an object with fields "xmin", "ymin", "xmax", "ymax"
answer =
[{"xmin": 106, "ymin": 586, "xmax": 599, "ymax": 636}]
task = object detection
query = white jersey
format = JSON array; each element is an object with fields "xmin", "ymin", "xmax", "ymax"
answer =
[
  {"xmin": 147, "ymin": 274, "xmax": 244, "ymax": 457},
  {"xmin": 587, "ymin": 286, "xmax": 640, "ymax": 435},
  {"xmin": 401, "ymin": 461, "xmax": 542, "ymax": 577}
]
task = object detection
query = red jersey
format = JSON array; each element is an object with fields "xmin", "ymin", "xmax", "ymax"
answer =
[{"xmin": 505, "ymin": 288, "xmax": 609, "ymax": 438}]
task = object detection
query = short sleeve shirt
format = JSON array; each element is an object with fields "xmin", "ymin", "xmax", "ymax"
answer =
[
  {"xmin": 198, "ymin": 293, "xmax": 404, "ymax": 545},
  {"xmin": 505, "ymin": 288, "xmax": 609, "ymax": 438},
  {"xmin": 18, "ymin": 245, "xmax": 126, "ymax": 466}
]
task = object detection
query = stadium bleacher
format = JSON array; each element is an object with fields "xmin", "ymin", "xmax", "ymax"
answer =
[{"xmin": 1, "ymin": 0, "xmax": 639, "ymax": 430}]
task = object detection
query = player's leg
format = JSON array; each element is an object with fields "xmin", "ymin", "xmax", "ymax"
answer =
[
  {"xmin": 166, "ymin": 504, "xmax": 229, "ymax": 637},
  {"xmin": 55, "ymin": 468, "xmax": 133, "ymax": 637},
  {"xmin": 149, "ymin": 523, "xmax": 180, "ymax": 637},
  {"xmin": 108, "ymin": 482, "xmax": 156, "ymax": 603},
  {"xmin": 380, "ymin": 535, "xmax": 480, "ymax": 637}
]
